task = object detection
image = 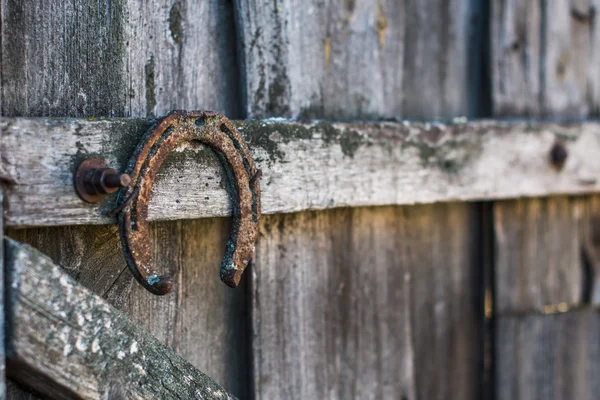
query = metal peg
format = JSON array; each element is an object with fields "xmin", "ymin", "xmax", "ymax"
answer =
[{"xmin": 74, "ymin": 158, "xmax": 131, "ymax": 203}]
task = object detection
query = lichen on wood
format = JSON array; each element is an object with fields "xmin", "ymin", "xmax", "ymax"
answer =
[{"xmin": 5, "ymin": 238, "xmax": 236, "ymax": 400}]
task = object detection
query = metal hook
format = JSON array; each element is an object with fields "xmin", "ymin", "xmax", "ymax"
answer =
[{"xmin": 115, "ymin": 110, "xmax": 262, "ymax": 295}]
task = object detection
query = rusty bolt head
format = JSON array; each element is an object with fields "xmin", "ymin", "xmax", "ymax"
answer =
[
  {"xmin": 75, "ymin": 158, "xmax": 131, "ymax": 203},
  {"xmin": 85, "ymin": 168, "xmax": 131, "ymax": 195},
  {"xmin": 550, "ymin": 142, "xmax": 568, "ymax": 170}
]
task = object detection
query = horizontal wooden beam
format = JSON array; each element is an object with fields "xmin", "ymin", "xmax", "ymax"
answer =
[
  {"xmin": 4, "ymin": 238, "xmax": 235, "ymax": 400},
  {"xmin": 2, "ymin": 117, "xmax": 599, "ymax": 227}
]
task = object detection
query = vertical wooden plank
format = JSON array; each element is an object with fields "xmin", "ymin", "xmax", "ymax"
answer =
[
  {"xmin": 236, "ymin": 2, "xmax": 486, "ymax": 398},
  {"xmin": 252, "ymin": 205, "xmax": 482, "ymax": 399},
  {"xmin": 1, "ymin": 0, "xmax": 246, "ymax": 397},
  {"xmin": 234, "ymin": 0, "xmax": 474, "ymax": 120},
  {"xmin": 125, "ymin": 0, "xmax": 240, "ymax": 118},
  {"xmin": 492, "ymin": 0, "xmax": 596, "ymax": 117},
  {"xmin": 491, "ymin": 0, "xmax": 542, "ymax": 116},
  {"xmin": 401, "ymin": 0, "xmax": 471, "ymax": 119},
  {"xmin": 493, "ymin": 195, "xmax": 600, "ymax": 399},
  {"xmin": 492, "ymin": 2, "xmax": 600, "ymax": 396},
  {"xmin": 542, "ymin": 0, "xmax": 591, "ymax": 117},
  {"xmin": 1, "ymin": 0, "xmax": 239, "ymax": 118},
  {"xmin": 496, "ymin": 310, "xmax": 600, "ymax": 400},
  {"xmin": 583, "ymin": 196, "xmax": 600, "ymax": 305},
  {"xmin": 0, "ymin": 138, "xmax": 6, "ymax": 399},
  {"xmin": 1, "ymin": 0, "xmax": 128, "ymax": 117},
  {"xmin": 494, "ymin": 196, "xmax": 585, "ymax": 315}
]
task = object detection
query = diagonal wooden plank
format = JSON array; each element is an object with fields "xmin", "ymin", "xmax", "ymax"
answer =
[
  {"xmin": 2, "ymin": 118, "xmax": 600, "ymax": 228},
  {"xmin": 4, "ymin": 238, "xmax": 235, "ymax": 400}
]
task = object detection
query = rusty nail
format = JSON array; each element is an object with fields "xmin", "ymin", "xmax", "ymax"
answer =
[
  {"xmin": 74, "ymin": 158, "xmax": 131, "ymax": 203},
  {"xmin": 107, "ymin": 186, "xmax": 140, "ymax": 217},
  {"xmin": 550, "ymin": 141, "xmax": 568, "ymax": 170}
]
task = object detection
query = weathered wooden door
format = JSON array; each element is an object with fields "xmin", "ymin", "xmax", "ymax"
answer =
[{"xmin": 1, "ymin": 1, "xmax": 600, "ymax": 399}]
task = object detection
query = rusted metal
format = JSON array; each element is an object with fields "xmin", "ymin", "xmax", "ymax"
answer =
[
  {"xmin": 107, "ymin": 187, "xmax": 140, "ymax": 217},
  {"xmin": 115, "ymin": 110, "xmax": 262, "ymax": 295},
  {"xmin": 550, "ymin": 141, "xmax": 568, "ymax": 170},
  {"xmin": 74, "ymin": 158, "xmax": 131, "ymax": 203}
]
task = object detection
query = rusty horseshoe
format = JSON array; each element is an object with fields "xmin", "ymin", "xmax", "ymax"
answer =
[{"xmin": 115, "ymin": 110, "xmax": 261, "ymax": 295}]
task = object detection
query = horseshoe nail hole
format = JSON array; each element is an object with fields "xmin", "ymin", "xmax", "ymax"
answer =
[
  {"xmin": 195, "ymin": 118, "xmax": 205, "ymax": 127},
  {"xmin": 220, "ymin": 124, "xmax": 231, "ymax": 134}
]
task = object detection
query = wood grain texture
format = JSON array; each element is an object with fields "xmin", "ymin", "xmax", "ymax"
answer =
[
  {"xmin": 234, "ymin": 0, "xmax": 474, "ymax": 120},
  {"xmin": 3, "ymin": 117, "xmax": 600, "ymax": 227},
  {"xmin": 252, "ymin": 205, "xmax": 483, "ymax": 399},
  {"xmin": 0, "ymin": 184, "xmax": 5, "ymax": 399},
  {"xmin": 494, "ymin": 195, "xmax": 600, "ymax": 315},
  {"xmin": 496, "ymin": 309, "xmax": 600, "ymax": 400},
  {"xmin": 0, "ymin": 0, "xmax": 246, "ymax": 398},
  {"xmin": 7, "ymin": 217, "xmax": 249, "ymax": 399},
  {"xmin": 583, "ymin": 196, "xmax": 600, "ymax": 305},
  {"xmin": 6, "ymin": 381, "xmax": 40, "ymax": 400},
  {"xmin": 494, "ymin": 196, "xmax": 585, "ymax": 314},
  {"xmin": 491, "ymin": 0, "xmax": 542, "ymax": 116},
  {"xmin": 4, "ymin": 238, "xmax": 235, "ymax": 400},
  {"xmin": 492, "ymin": 0, "xmax": 598, "ymax": 117},
  {"xmin": 0, "ymin": 0, "xmax": 239, "ymax": 118}
]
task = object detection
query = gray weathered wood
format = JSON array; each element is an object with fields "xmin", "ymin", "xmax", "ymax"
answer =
[
  {"xmin": 0, "ymin": 147, "xmax": 6, "ymax": 400},
  {"xmin": 496, "ymin": 309, "xmax": 600, "ymax": 400},
  {"xmin": 494, "ymin": 195, "xmax": 600, "ymax": 314},
  {"xmin": 234, "ymin": 0, "xmax": 474, "ymax": 120},
  {"xmin": 492, "ymin": 0, "xmax": 597, "ymax": 117},
  {"xmin": 494, "ymin": 196, "xmax": 586, "ymax": 314},
  {"xmin": 583, "ymin": 196, "xmax": 600, "ymax": 305},
  {"xmin": 6, "ymin": 382, "xmax": 39, "ymax": 400},
  {"xmin": 4, "ymin": 237, "xmax": 235, "ymax": 400},
  {"xmin": 1, "ymin": 1, "xmax": 248, "ymax": 397},
  {"xmin": 7, "ymin": 218, "xmax": 249, "ymax": 398},
  {"xmin": 492, "ymin": 0, "xmax": 542, "ymax": 116},
  {"xmin": 0, "ymin": 0, "xmax": 239, "ymax": 118},
  {"xmin": 252, "ymin": 205, "xmax": 482, "ymax": 399},
  {"xmin": 3, "ymin": 118, "xmax": 600, "ymax": 228}
]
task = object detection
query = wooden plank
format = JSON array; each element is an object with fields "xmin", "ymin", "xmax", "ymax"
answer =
[
  {"xmin": 4, "ymin": 238, "xmax": 236, "ymax": 400},
  {"xmin": 1, "ymin": 0, "xmax": 249, "ymax": 398},
  {"xmin": 6, "ymin": 218, "xmax": 250, "ymax": 398},
  {"xmin": 494, "ymin": 195, "xmax": 600, "ymax": 314},
  {"xmin": 492, "ymin": 0, "xmax": 596, "ymax": 117},
  {"xmin": 125, "ymin": 0, "xmax": 240, "ymax": 118},
  {"xmin": 494, "ymin": 196, "xmax": 586, "ymax": 314},
  {"xmin": 583, "ymin": 196, "xmax": 600, "ymax": 305},
  {"xmin": 251, "ymin": 205, "xmax": 482, "ymax": 399},
  {"xmin": 3, "ymin": 118, "xmax": 600, "ymax": 227},
  {"xmin": 0, "ymin": 0, "xmax": 239, "ymax": 118},
  {"xmin": 0, "ymin": 152, "xmax": 6, "ymax": 400},
  {"xmin": 234, "ymin": 0, "xmax": 473, "ymax": 120},
  {"xmin": 491, "ymin": 0, "xmax": 542, "ymax": 116},
  {"xmin": 496, "ymin": 309, "xmax": 600, "ymax": 400},
  {"xmin": 6, "ymin": 382, "xmax": 40, "ymax": 400}
]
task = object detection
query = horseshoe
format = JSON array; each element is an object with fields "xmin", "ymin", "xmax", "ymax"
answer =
[{"xmin": 116, "ymin": 110, "xmax": 261, "ymax": 295}]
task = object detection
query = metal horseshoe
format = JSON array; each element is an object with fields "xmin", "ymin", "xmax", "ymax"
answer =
[{"xmin": 116, "ymin": 110, "xmax": 261, "ymax": 295}]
